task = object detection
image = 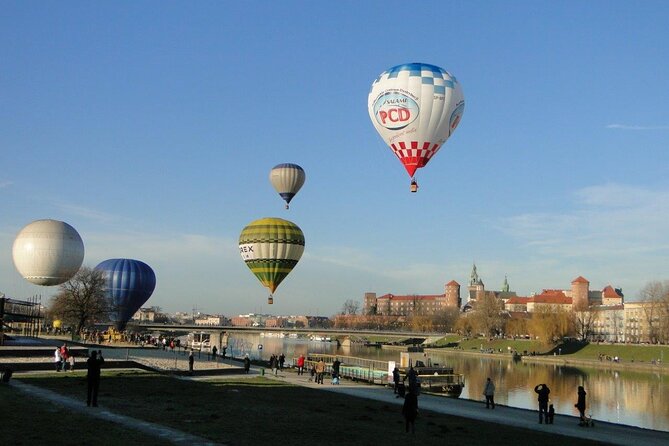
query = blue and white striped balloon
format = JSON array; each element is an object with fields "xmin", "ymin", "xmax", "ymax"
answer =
[{"xmin": 269, "ymin": 163, "xmax": 306, "ymax": 209}]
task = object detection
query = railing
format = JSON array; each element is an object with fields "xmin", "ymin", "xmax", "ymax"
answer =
[{"xmin": 297, "ymin": 353, "xmax": 390, "ymax": 384}]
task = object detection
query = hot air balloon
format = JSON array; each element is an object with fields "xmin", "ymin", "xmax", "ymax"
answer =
[
  {"xmin": 368, "ymin": 63, "xmax": 465, "ymax": 192},
  {"xmin": 269, "ymin": 163, "xmax": 306, "ymax": 209},
  {"xmin": 12, "ymin": 219, "xmax": 85, "ymax": 286},
  {"xmin": 95, "ymin": 258, "xmax": 156, "ymax": 330},
  {"xmin": 239, "ymin": 217, "xmax": 305, "ymax": 304}
]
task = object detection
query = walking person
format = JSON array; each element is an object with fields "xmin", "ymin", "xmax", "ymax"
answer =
[
  {"xmin": 278, "ymin": 353, "xmax": 285, "ymax": 370},
  {"xmin": 60, "ymin": 344, "xmax": 70, "ymax": 371},
  {"xmin": 483, "ymin": 377, "xmax": 496, "ymax": 409},
  {"xmin": 392, "ymin": 367, "xmax": 401, "ymax": 394},
  {"xmin": 269, "ymin": 354, "xmax": 278, "ymax": 375},
  {"xmin": 188, "ymin": 350, "xmax": 194, "ymax": 375},
  {"xmin": 406, "ymin": 366, "xmax": 419, "ymax": 394},
  {"xmin": 534, "ymin": 383, "xmax": 551, "ymax": 424},
  {"xmin": 243, "ymin": 354, "xmax": 251, "ymax": 373},
  {"xmin": 86, "ymin": 350, "xmax": 104, "ymax": 407},
  {"xmin": 54, "ymin": 347, "xmax": 62, "ymax": 372},
  {"xmin": 575, "ymin": 385, "xmax": 587, "ymax": 425},
  {"xmin": 315, "ymin": 359, "xmax": 325, "ymax": 384},
  {"xmin": 402, "ymin": 390, "xmax": 418, "ymax": 434},
  {"xmin": 331, "ymin": 358, "xmax": 341, "ymax": 384},
  {"xmin": 296, "ymin": 354, "xmax": 305, "ymax": 375},
  {"xmin": 211, "ymin": 345, "xmax": 218, "ymax": 361}
]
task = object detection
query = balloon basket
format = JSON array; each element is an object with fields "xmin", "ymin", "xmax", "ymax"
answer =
[
  {"xmin": 268, "ymin": 296, "xmax": 274, "ymax": 305},
  {"xmin": 410, "ymin": 180, "xmax": 419, "ymax": 193}
]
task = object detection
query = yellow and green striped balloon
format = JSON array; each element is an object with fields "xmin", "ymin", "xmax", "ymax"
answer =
[{"xmin": 239, "ymin": 217, "xmax": 305, "ymax": 298}]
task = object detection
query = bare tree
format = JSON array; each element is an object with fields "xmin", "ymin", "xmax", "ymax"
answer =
[
  {"xmin": 49, "ymin": 266, "xmax": 110, "ymax": 335},
  {"xmin": 470, "ymin": 293, "xmax": 504, "ymax": 337},
  {"xmin": 639, "ymin": 281, "xmax": 669, "ymax": 343},
  {"xmin": 341, "ymin": 299, "xmax": 360, "ymax": 315},
  {"xmin": 409, "ymin": 315, "xmax": 433, "ymax": 332},
  {"xmin": 432, "ymin": 307, "xmax": 461, "ymax": 333},
  {"xmin": 505, "ymin": 317, "xmax": 529, "ymax": 339},
  {"xmin": 572, "ymin": 301, "xmax": 596, "ymax": 342},
  {"xmin": 454, "ymin": 315, "xmax": 475, "ymax": 337}
]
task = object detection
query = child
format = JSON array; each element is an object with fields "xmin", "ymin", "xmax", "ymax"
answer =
[{"xmin": 547, "ymin": 404, "xmax": 555, "ymax": 424}]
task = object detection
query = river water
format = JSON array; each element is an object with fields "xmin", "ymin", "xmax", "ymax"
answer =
[{"xmin": 220, "ymin": 333, "xmax": 669, "ymax": 432}]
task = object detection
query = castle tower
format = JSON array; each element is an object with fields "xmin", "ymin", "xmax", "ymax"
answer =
[
  {"xmin": 502, "ymin": 275, "xmax": 510, "ymax": 293},
  {"xmin": 444, "ymin": 280, "xmax": 461, "ymax": 308},
  {"xmin": 468, "ymin": 263, "xmax": 485, "ymax": 302},
  {"xmin": 363, "ymin": 292, "xmax": 377, "ymax": 315},
  {"xmin": 571, "ymin": 276, "xmax": 590, "ymax": 309}
]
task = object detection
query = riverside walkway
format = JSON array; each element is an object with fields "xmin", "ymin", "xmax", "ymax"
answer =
[
  {"xmin": 4, "ymin": 337, "xmax": 669, "ymax": 446},
  {"xmin": 255, "ymin": 366, "xmax": 669, "ymax": 446}
]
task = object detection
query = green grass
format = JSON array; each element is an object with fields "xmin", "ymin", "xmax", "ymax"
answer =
[
  {"xmin": 0, "ymin": 382, "xmax": 165, "ymax": 446},
  {"xmin": 554, "ymin": 342, "xmax": 669, "ymax": 363},
  {"xmin": 12, "ymin": 370, "xmax": 611, "ymax": 446},
  {"xmin": 431, "ymin": 335, "xmax": 461, "ymax": 346},
  {"xmin": 429, "ymin": 337, "xmax": 669, "ymax": 370},
  {"xmin": 438, "ymin": 337, "xmax": 548, "ymax": 354}
]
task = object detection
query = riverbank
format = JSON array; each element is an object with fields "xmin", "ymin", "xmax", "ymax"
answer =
[
  {"xmin": 0, "ymin": 336, "xmax": 669, "ymax": 446},
  {"xmin": 419, "ymin": 346, "xmax": 669, "ymax": 374},
  {"xmin": 6, "ymin": 367, "xmax": 665, "ymax": 446}
]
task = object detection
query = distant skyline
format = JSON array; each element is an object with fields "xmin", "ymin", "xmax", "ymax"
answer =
[{"xmin": 2, "ymin": 1, "xmax": 669, "ymax": 316}]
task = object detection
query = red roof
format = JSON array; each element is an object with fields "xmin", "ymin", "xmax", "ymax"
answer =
[
  {"xmin": 377, "ymin": 294, "xmax": 445, "ymax": 301},
  {"xmin": 602, "ymin": 285, "xmax": 621, "ymax": 298},
  {"xmin": 531, "ymin": 291, "xmax": 572, "ymax": 305},
  {"xmin": 571, "ymin": 276, "xmax": 589, "ymax": 284},
  {"xmin": 446, "ymin": 280, "xmax": 460, "ymax": 286},
  {"xmin": 506, "ymin": 296, "xmax": 530, "ymax": 304}
]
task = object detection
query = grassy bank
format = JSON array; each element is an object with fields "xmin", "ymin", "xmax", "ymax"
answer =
[
  {"xmin": 10, "ymin": 370, "xmax": 611, "ymax": 446},
  {"xmin": 431, "ymin": 336, "xmax": 669, "ymax": 364}
]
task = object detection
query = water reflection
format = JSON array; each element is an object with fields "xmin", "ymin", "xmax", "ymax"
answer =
[{"xmin": 227, "ymin": 333, "xmax": 669, "ymax": 432}]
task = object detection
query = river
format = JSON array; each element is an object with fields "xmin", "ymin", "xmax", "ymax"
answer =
[{"xmin": 220, "ymin": 333, "xmax": 669, "ymax": 432}]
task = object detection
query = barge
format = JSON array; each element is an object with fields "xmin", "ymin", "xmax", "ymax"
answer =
[{"xmin": 299, "ymin": 352, "xmax": 465, "ymax": 398}]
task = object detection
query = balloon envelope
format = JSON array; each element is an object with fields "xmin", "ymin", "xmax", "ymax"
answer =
[
  {"xmin": 12, "ymin": 219, "xmax": 85, "ymax": 286},
  {"xmin": 239, "ymin": 217, "xmax": 305, "ymax": 295},
  {"xmin": 368, "ymin": 62, "xmax": 464, "ymax": 178},
  {"xmin": 269, "ymin": 163, "xmax": 305, "ymax": 207},
  {"xmin": 95, "ymin": 258, "xmax": 156, "ymax": 330}
]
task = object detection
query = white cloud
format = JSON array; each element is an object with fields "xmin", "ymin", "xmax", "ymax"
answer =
[
  {"xmin": 496, "ymin": 183, "xmax": 669, "ymax": 298},
  {"xmin": 55, "ymin": 202, "xmax": 121, "ymax": 224},
  {"xmin": 0, "ymin": 180, "xmax": 13, "ymax": 189},
  {"xmin": 606, "ymin": 124, "xmax": 669, "ymax": 130}
]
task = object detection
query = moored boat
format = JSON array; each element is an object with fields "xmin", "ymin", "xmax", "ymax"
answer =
[{"xmin": 398, "ymin": 352, "xmax": 465, "ymax": 398}]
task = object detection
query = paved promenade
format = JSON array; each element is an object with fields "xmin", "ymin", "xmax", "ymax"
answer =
[{"xmin": 253, "ymin": 366, "xmax": 669, "ymax": 446}]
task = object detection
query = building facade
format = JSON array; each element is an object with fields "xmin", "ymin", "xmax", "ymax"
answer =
[{"xmin": 363, "ymin": 281, "xmax": 461, "ymax": 317}]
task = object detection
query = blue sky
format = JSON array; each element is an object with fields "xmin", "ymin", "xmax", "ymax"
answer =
[{"xmin": 2, "ymin": 1, "xmax": 669, "ymax": 316}]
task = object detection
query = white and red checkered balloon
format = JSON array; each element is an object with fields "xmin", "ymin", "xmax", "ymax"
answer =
[{"xmin": 368, "ymin": 63, "xmax": 464, "ymax": 184}]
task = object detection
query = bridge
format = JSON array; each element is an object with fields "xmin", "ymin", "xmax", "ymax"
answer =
[{"xmin": 126, "ymin": 322, "xmax": 433, "ymax": 340}]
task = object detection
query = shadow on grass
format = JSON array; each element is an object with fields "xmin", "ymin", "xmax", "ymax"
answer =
[
  {"xmin": 17, "ymin": 371, "xmax": 609, "ymax": 446},
  {"xmin": 547, "ymin": 340, "xmax": 589, "ymax": 356}
]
